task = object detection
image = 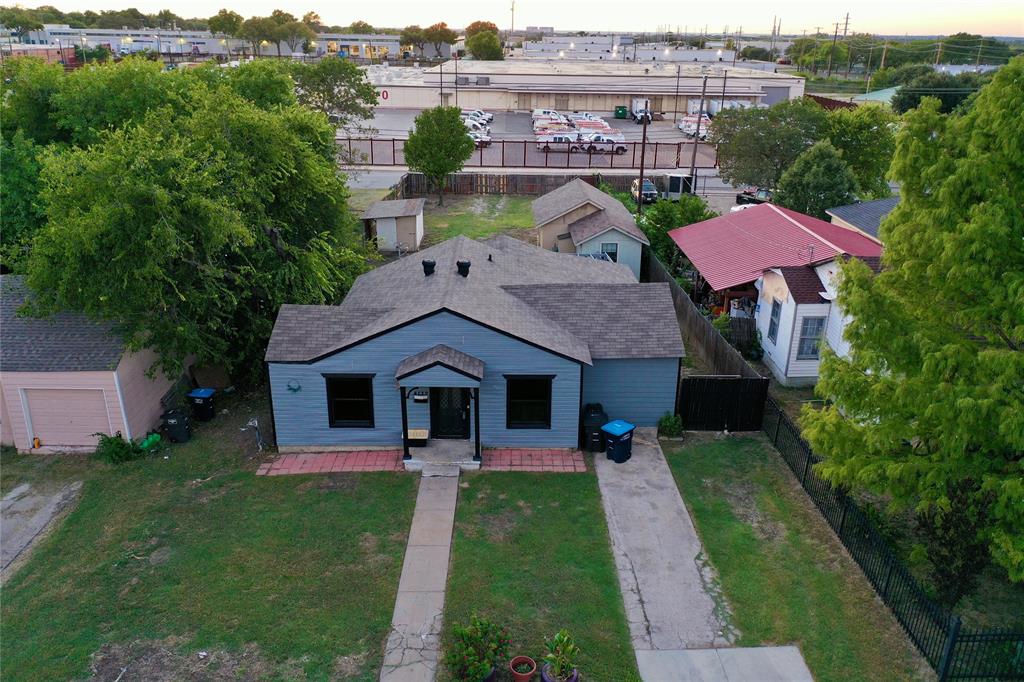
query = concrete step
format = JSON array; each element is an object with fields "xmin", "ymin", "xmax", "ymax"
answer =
[{"xmin": 421, "ymin": 463, "xmax": 462, "ymax": 477}]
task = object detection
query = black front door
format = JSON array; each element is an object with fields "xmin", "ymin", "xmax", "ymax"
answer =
[{"xmin": 430, "ymin": 388, "xmax": 470, "ymax": 439}]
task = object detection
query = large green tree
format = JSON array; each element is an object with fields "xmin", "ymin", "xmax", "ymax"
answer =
[
  {"xmin": 424, "ymin": 22, "xmax": 458, "ymax": 57},
  {"xmin": 0, "ymin": 132, "xmax": 46, "ymax": 271},
  {"xmin": 801, "ymin": 59, "xmax": 1024, "ymax": 588},
  {"xmin": 823, "ymin": 105, "xmax": 896, "ymax": 199},
  {"xmin": 774, "ymin": 140, "xmax": 858, "ymax": 219},
  {"xmin": 404, "ymin": 106, "xmax": 474, "ymax": 205},
  {"xmin": 25, "ymin": 89, "xmax": 367, "ymax": 381},
  {"xmin": 892, "ymin": 70, "xmax": 993, "ymax": 114},
  {"xmin": 464, "ymin": 20, "xmax": 499, "ymax": 39},
  {"xmin": 290, "ymin": 56, "xmax": 377, "ymax": 122},
  {"xmin": 208, "ymin": 9, "xmax": 243, "ymax": 37},
  {"xmin": 0, "ymin": 57, "xmax": 65, "ymax": 144},
  {"xmin": 710, "ymin": 98, "xmax": 827, "ymax": 189},
  {"xmin": 466, "ymin": 31, "xmax": 503, "ymax": 61},
  {"xmin": 400, "ymin": 25, "xmax": 426, "ymax": 56},
  {"xmin": 638, "ymin": 195, "xmax": 717, "ymax": 266}
]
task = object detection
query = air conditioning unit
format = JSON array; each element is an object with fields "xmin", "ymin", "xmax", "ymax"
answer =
[
  {"xmin": 456, "ymin": 76, "xmax": 469, "ymax": 85},
  {"xmin": 476, "ymin": 76, "xmax": 490, "ymax": 85}
]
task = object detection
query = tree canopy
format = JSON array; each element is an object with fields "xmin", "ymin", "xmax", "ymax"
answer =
[
  {"xmin": 424, "ymin": 22, "xmax": 458, "ymax": 55},
  {"xmin": 404, "ymin": 106, "xmax": 474, "ymax": 205},
  {"xmin": 801, "ymin": 58, "xmax": 1024, "ymax": 588},
  {"xmin": 638, "ymin": 196, "xmax": 717, "ymax": 266},
  {"xmin": 891, "ymin": 70, "xmax": 993, "ymax": 114},
  {"xmin": 774, "ymin": 140, "xmax": 858, "ymax": 219},
  {"xmin": 207, "ymin": 8, "xmax": 242, "ymax": 36},
  {"xmin": 347, "ymin": 20, "xmax": 374, "ymax": 34},
  {"xmin": 822, "ymin": 105, "xmax": 897, "ymax": 198},
  {"xmin": 290, "ymin": 56, "xmax": 378, "ymax": 123},
  {"xmin": 2, "ymin": 56, "xmax": 376, "ymax": 381},
  {"xmin": 466, "ymin": 31, "xmax": 503, "ymax": 61},
  {"xmin": 400, "ymin": 25, "xmax": 426, "ymax": 55},
  {"xmin": 464, "ymin": 21, "xmax": 499, "ymax": 39}
]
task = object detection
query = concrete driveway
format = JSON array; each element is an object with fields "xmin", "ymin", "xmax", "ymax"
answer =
[{"xmin": 1, "ymin": 480, "xmax": 82, "ymax": 577}]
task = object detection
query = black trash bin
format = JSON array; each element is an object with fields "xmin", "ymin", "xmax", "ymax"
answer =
[
  {"xmin": 581, "ymin": 403, "xmax": 608, "ymax": 452},
  {"xmin": 187, "ymin": 388, "xmax": 216, "ymax": 422},
  {"xmin": 601, "ymin": 420, "xmax": 636, "ymax": 463},
  {"xmin": 162, "ymin": 408, "xmax": 191, "ymax": 443}
]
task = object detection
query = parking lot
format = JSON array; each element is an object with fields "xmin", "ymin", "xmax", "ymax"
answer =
[{"xmin": 341, "ymin": 108, "xmax": 717, "ymax": 170}]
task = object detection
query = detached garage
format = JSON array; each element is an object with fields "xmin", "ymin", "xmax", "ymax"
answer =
[{"xmin": 0, "ymin": 276, "xmax": 179, "ymax": 453}]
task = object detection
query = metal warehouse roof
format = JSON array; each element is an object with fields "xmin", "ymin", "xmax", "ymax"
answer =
[{"xmin": 668, "ymin": 204, "xmax": 882, "ymax": 292}]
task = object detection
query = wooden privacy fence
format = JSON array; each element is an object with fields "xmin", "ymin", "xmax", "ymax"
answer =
[
  {"xmin": 393, "ymin": 172, "xmax": 652, "ymax": 198},
  {"xmin": 762, "ymin": 397, "xmax": 1024, "ymax": 681},
  {"xmin": 647, "ymin": 252, "xmax": 768, "ymax": 430}
]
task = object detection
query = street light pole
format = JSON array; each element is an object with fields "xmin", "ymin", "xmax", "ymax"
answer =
[
  {"xmin": 687, "ymin": 75, "xmax": 709, "ymax": 193},
  {"xmin": 674, "ymin": 64, "xmax": 681, "ymax": 124},
  {"xmin": 636, "ymin": 98, "xmax": 650, "ymax": 216}
]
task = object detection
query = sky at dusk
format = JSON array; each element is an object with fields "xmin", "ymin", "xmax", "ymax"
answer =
[{"xmin": 39, "ymin": 0, "xmax": 1024, "ymax": 36}]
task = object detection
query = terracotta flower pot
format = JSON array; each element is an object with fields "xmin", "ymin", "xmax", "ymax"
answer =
[
  {"xmin": 541, "ymin": 663, "xmax": 579, "ymax": 682},
  {"xmin": 509, "ymin": 655, "xmax": 537, "ymax": 682}
]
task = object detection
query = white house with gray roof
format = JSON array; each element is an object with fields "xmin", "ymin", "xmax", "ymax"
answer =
[
  {"xmin": 265, "ymin": 235, "xmax": 683, "ymax": 459},
  {"xmin": 532, "ymin": 179, "xmax": 650, "ymax": 279}
]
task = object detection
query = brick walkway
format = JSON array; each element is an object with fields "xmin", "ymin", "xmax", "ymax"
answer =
[
  {"xmin": 256, "ymin": 451, "xmax": 403, "ymax": 476},
  {"xmin": 482, "ymin": 448, "xmax": 587, "ymax": 472}
]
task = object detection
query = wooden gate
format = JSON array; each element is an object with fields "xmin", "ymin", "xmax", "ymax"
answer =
[{"xmin": 677, "ymin": 376, "xmax": 769, "ymax": 431}]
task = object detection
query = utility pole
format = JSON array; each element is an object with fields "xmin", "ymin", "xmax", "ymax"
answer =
[
  {"xmin": 637, "ymin": 99, "xmax": 649, "ymax": 216},
  {"xmin": 864, "ymin": 43, "xmax": 874, "ymax": 91},
  {"xmin": 769, "ymin": 16, "xmax": 776, "ymax": 57},
  {"xmin": 975, "ymin": 40, "xmax": 984, "ymax": 66},
  {"xmin": 687, "ymin": 75, "xmax": 709, "ymax": 192},
  {"xmin": 826, "ymin": 22, "xmax": 840, "ymax": 77},
  {"xmin": 454, "ymin": 53, "xmax": 459, "ymax": 107},
  {"xmin": 811, "ymin": 26, "xmax": 822, "ymax": 73},
  {"xmin": 879, "ymin": 39, "xmax": 888, "ymax": 71},
  {"xmin": 934, "ymin": 38, "xmax": 943, "ymax": 65},
  {"xmin": 732, "ymin": 26, "xmax": 740, "ymax": 65},
  {"xmin": 720, "ymin": 69, "xmax": 728, "ymax": 112},
  {"xmin": 674, "ymin": 64, "xmax": 681, "ymax": 124}
]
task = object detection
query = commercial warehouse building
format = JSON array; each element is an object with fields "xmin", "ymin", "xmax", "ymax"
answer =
[{"xmin": 368, "ymin": 60, "xmax": 804, "ymax": 114}]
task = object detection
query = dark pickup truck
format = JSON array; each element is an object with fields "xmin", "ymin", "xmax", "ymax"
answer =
[{"xmin": 735, "ymin": 187, "xmax": 774, "ymax": 205}]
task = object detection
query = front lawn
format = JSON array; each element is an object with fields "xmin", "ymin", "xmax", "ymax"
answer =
[
  {"xmin": 442, "ymin": 471, "xmax": 639, "ymax": 682},
  {"xmin": 664, "ymin": 435, "xmax": 929, "ymax": 682},
  {"xmin": 1, "ymin": 394, "xmax": 417, "ymax": 681},
  {"xmin": 423, "ymin": 195, "xmax": 535, "ymax": 245}
]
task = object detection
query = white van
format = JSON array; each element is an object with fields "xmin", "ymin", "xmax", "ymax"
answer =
[{"xmin": 532, "ymin": 108, "xmax": 560, "ymax": 119}]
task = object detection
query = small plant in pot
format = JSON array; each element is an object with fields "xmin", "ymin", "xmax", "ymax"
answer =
[
  {"xmin": 541, "ymin": 629, "xmax": 580, "ymax": 682},
  {"xmin": 443, "ymin": 614, "xmax": 510, "ymax": 682},
  {"xmin": 509, "ymin": 654, "xmax": 537, "ymax": 682}
]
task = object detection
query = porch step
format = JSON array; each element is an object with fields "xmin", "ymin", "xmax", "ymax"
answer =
[{"xmin": 421, "ymin": 463, "xmax": 462, "ymax": 477}]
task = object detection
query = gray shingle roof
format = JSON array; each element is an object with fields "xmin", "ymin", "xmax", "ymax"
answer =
[
  {"xmin": 396, "ymin": 344, "xmax": 484, "ymax": 380},
  {"xmin": 266, "ymin": 235, "xmax": 683, "ymax": 364},
  {"xmin": 568, "ymin": 209, "xmax": 650, "ymax": 246},
  {"xmin": 826, "ymin": 196, "xmax": 899, "ymax": 240},
  {"xmin": 503, "ymin": 283, "xmax": 684, "ymax": 359},
  {"xmin": 361, "ymin": 198, "xmax": 426, "ymax": 220},
  {"xmin": 533, "ymin": 178, "xmax": 649, "ymax": 246},
  {"xmin": 0, "ymin": 275, "xmax": 125, "ymax": 372}
]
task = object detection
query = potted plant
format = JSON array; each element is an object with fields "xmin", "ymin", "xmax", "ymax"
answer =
[
  {"xmin": 443, "ymin": 615, "xmax": 510, "ymax": 682},
  {"xmin": 541, "ymin": 629, "xmax": 580, "ymax": 682},
  {"xmin": 509, "ymin": 655, "xmax": 537, "ymax": 682}
]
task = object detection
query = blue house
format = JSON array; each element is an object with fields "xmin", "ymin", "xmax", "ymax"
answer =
[{"xmin": 265, "ymin": 235, "xmax": 684, "ymax": 459}]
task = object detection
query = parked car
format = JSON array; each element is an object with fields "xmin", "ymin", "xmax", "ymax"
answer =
[
  {"xmin": 578, "ymin": 134, "xmax": 628, "ymax": 154},
  {"xmin": 735, "ymin": 187, "xmax": 773, "ymax": 205},
  {"xmin": 631, "ymin": 178, "xmax": 659, "ymax": 204},
  {"xmin": 631, "ymin": 97, "xmax": 652, "ymax": 124},
  {"xmin": 468, "ymin": 131, "xmax": 492, "ymax": 148},
  {"xmin": 461, "ymin": 109, "xmax": 493, "ymax": 123},
  {"xmin": 463, "ymin": 118, "xmax": 490, "ymax": 133},
  {"xmin": 536, "ymin": 134, "xmax": 580, "ymax": 151},
  {"xmin": 532, "ymin": 108, "xmax": 560, "ymax": 119}
]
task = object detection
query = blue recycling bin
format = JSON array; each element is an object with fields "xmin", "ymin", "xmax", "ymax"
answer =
[
  {"xmin": 601, "ymin": 419, "xmax": 636, "ymax": 463},
  {"xmin": 187, "ymin": 387, "xmax": 216, "ymax": 422}
]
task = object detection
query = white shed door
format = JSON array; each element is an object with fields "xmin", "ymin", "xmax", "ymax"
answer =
[{"xmin": 25, "ymin": 388, "xmax": 110, "ymax": 448}]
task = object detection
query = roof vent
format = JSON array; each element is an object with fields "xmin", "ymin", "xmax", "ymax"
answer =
[
  {"xmin": 422, "ymin": 259, "xmax": 436, "ymax": 276},
  {"xmin": 456, "ymin": 260, "xmax": 471, "ymax": 277}
]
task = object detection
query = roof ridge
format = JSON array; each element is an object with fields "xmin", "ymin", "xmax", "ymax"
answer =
[{"xmin": 767, "ymin": 204, "xmax": 844, "ymax": 258}]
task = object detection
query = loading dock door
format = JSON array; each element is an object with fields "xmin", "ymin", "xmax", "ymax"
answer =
[{"xmin": 25, "ymin": 388, "xmax": 110, "ymax": 448}]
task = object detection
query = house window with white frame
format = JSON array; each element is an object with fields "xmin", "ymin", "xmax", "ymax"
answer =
[
  {"xmin": 767, "ymin": 299, "xmax": 781, "ymax": 344},
  {"xmin": 796, "ymin": 317, "xmax": 826, "ymax": 359},
  {"xmin": 600, "ymin": 242, "xmax": 618, "ymax": 262}
]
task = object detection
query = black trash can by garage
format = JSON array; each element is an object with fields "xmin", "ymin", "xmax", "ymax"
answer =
[
  {"xmin": 582, "ymin": 403, "xmax": 608, "ymax": 453},
  {"xmin": 162, "ymin": 408, "xmax": 191, "ymax": 443},
  {"xmin": 187, "ymin": 388, "xmax": 216, "ymax": 422},
  {"xmin": 601, "ymin": 419, "xmax": 636, "ymax": 463}
]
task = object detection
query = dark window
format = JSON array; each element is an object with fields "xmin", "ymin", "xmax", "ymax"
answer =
[
  {"xmin": 325, "ymin": 375, "xmax": 374, "ymax": 428},
  {"xmin": 505, "ymin": 375, "xmax": 553, "ymax": 429},
  {"xmin": 767, "ymin": 299, "xmax": 781, "ymax": 344},
  {"xmin": 600, "ymin": 242, "xmax": 619, "ymax": 262},
  {"xmin": 797, "ymin": 317, "xmax": 826, "ymax": 360}
]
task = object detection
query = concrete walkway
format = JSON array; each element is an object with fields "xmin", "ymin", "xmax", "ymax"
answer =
[
  {"xmin": 1, "ymin": 481, "xmax": 82, "ymax": 577},
  {"xmin": 380, "ymin": 466, "xmax": 460, "ymax": 682},
  {"xmin": 596, "ymin": 429, "xmax": 813, "ymax": 681}
]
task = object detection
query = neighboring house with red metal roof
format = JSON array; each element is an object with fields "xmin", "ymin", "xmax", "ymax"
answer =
[{"xmin": 667, "ymin": 203, "xmax": 883, "ymax": 386}]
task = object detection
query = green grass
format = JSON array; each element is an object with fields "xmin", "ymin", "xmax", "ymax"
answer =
[
  {"xmin": 442, "ymin": 470, "xmax": 639, "ymax": 682},
  {"xmin": 422, "ymin": 195, "xmax": 535, "ymax": 245},
  {"xmin": 0, "ymin": 394, "xmax": 417, "ymax": 681},
  {"xmin": 664, "ymin": 435, "xmax": 928, "ymax": 682}
]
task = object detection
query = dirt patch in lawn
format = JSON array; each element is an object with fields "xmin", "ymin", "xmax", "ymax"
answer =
[
  {"xmin": 295, "ymin": 473, "xmax": 360, "ymax": 494},
  {"xmin": 86, "ymin": 637, "xmax": 277, "ymax": 681},
  {"xmin": 332, "ymin": 652, "xmax": 369, "ymax": 679},
  {"xmin": 718, "ymin": 479, "xmax": 785, "ymax": 544}
]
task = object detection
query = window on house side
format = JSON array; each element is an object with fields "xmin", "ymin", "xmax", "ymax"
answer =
[
  {"xmin": 506, "ymin": 376, "xmax": 553, "ymax": 429},
  {"xmin": 325, "ymin": 375, "xmax": 374, "ymax": 428},
  {"xmin": 768, "ymin": 299, "xmax": 781, "ymax": 344},
  {"xmin": 600, "ymin": 242, "xmax": 618, "ymax": 262},
  {"xmin": 797, "ymin": 317, "xmax": 826, "ymax": 360}
]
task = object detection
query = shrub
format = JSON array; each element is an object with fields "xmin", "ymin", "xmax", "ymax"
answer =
[
  {"xmin": 443, "ymin": 615, "xmax": 510, "ymax": 681},
  {"xmin": 92, "ymin": 432, "xmax": 146, "ymax": 464},
  {"xmin": 658, "ymin": 413, "xmax": 683, "ymax": 438},
  {"xmin": 543, "ymin": 629, "xmax": 580, "ymax": 680}
]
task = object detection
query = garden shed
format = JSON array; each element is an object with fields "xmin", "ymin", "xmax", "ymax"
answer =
[{"xmin": 361, "ymin": 198, "xmax": 427, "ymax": 253}]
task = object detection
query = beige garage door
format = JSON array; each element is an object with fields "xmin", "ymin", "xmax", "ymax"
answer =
[{"xmin": 25, "ymin": 388, "xmax": 111, "ymax": 448}]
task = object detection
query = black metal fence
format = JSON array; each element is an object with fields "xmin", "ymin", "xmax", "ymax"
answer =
[{"xmin": 761, "ymin": 397, "xmax": 1024, "ymax": 680}]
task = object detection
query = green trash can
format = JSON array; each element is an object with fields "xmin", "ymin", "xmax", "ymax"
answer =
[{"xmin": 614, "ymin": 105, "xmax": 629, "ymax": 119}]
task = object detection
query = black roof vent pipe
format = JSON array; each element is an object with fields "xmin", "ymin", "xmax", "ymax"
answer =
[
  {"xmin": 456, "ymin": 260, "xmax": 471, "ymax": 277},
  {"xmin": 422, "ymin": 259, "xmax": 436, "ymax": 276}
]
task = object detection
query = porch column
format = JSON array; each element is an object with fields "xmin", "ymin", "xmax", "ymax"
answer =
[
  {"xmin": 399, "ymin": 387, "xmax": 410, "ymax": 460},
  {"xmin": 473, "ymin": 387, "xmax": 481, "ymax": 462}
]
